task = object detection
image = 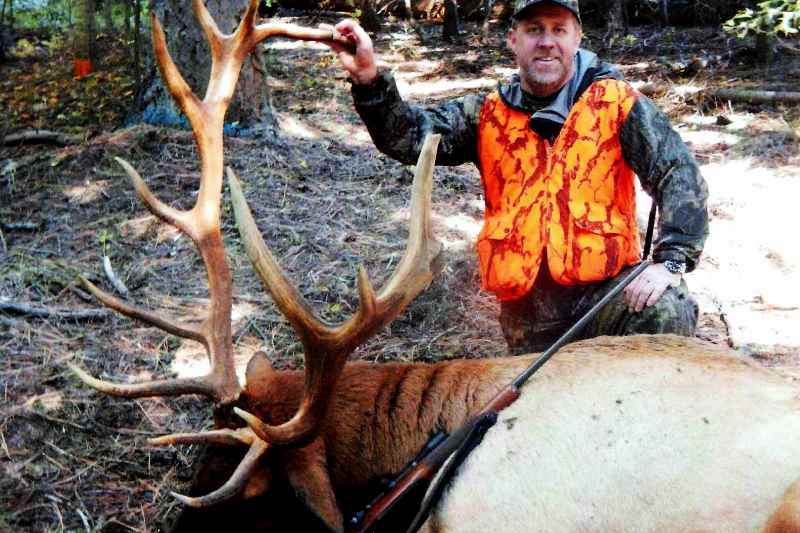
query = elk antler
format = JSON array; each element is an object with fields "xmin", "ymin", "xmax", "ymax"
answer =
[
  {"xmin": 69, "ymin": 0, "xmax": 355, "ymax": 406},
  {"xmin": 229, "ymin": 133, "xmax": 444, "ymax": 447},
  {"xmin": 69, "ymin": 0, "xmax": 443, "ymax": 509}
]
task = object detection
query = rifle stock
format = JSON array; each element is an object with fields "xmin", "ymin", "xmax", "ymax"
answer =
[{"xmin": 348, "ymin": 385, "xmax": 521, "ymax": 533}]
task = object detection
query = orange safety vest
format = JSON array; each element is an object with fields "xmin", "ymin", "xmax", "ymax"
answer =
[{"xmin": 476, "ymin": 79, "xmax": 641, "ymax": 301}]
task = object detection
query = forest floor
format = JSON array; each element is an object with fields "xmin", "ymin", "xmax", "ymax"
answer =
[{"xmin": 1, "ymin": 13, "xmax": 800, "ymax": 532}]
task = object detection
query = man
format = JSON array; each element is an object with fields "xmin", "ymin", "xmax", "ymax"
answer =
[{"xmin": 329, "ymin": 0, "xmax": 709, "ymax": 355}]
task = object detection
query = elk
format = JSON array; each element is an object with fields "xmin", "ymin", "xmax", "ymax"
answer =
[{"xmin": 68, "ymin": 1, "xmax": 800, "ymax": 532}]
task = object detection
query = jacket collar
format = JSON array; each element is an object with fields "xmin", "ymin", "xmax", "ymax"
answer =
[{"xmin": 498, "ymin": 49, "xmax": 622, "ymax": 141}]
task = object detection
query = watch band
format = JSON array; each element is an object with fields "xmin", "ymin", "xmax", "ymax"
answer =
[{"xmin": 662, "ymin": 259, "xmax": 687, "ymax": 275}]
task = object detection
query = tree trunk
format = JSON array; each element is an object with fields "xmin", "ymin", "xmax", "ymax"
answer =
[
  {"xmin": 123, "ymin": 0, "xmax": 130, "ymax": 36},
  {"xmin": 442, "ymin": 0, "xmax": 459, "ymax": 42},
  {"xmin": 102, "ymin": 0, "xmax": 114, "ymax": 32},
  {"xmin": 132, "ymin": 0, "xmax": 140, "ymax": 88},
  {"xmin": 659, "ymin": 0, "xmax": 668, "ymax": 26},
  {"xmin": 481, "ymin": 0, "xmax": 495, "ymax": 41},
  {"xmin": 130, "ymin": 0, "xmax": 277, "ymax": 132},
  {"xmin": 603, "ymin": 0, "xmax": 626, "ymax": 46},
  {"xmin": 74, "ymin": 0, "xmax": 96, "ymax": 76},
  {"xmin": 359, "ymin": 0, "xmax": 382, "ymax": 34},
  {"xmin": 755, "ymin": 32, "xmax": 776, "ymax": 67},
  {"xmin": 2, "ymin": 0, "xmax": 13, "ymax": 28}
]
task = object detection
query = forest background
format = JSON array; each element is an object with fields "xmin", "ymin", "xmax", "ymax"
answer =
[{"xmin": 1, "ymin": 0, "xmax": 799, "ymax": 531}]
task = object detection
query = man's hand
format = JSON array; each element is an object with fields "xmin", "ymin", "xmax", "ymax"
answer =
[
  {"xmin": 324, "ymin": 19, "xmax": 378, "ymax": 85},
  {"xmin": 623, "ymin": 263, "xmax": 681, "ymax": 313}
]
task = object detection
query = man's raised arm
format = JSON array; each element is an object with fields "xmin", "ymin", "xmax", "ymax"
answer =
[{"xmin": 328, "ymin": 20, "xmax": 484, "ymax": 167}]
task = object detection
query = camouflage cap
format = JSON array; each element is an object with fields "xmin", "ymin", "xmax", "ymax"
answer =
[{"xmin": 512, "ymin": 0, "xmax": 581, "ymax": 22}]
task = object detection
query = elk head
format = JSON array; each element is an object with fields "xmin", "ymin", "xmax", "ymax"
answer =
[{"xmin": 68, "ymin": 1, "xmax": 443, "ymax": 531}]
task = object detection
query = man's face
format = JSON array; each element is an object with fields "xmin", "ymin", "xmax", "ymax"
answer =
[{"xmin": 507, "ymin": 3, "xmax": 582, "ymax": 97}]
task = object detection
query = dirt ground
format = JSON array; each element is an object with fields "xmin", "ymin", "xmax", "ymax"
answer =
[{"xmin": 1, "ymin": 14, "xmax": 800, "ymax": 532}]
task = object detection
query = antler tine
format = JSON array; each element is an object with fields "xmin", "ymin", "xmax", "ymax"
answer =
[
  {"xmin": 229, "ymin": 134, "xmax": 444, "ymax": 446},
  {"xmin": 192, "ymin": 0, "xmax": 225, "ymax": 61},
  {"xmin": 68, "ymin": 362, "xmax": 215, "ymax": 398},
  {"xmin": 148, "ymin": 427, "xmax": 255, "ymax": 447},
  {"xmin": 80, "ymin": 277, "xmax": 205, "ymax": 343},
  {"xmin": 228, "ymin": 168, "xmax": 331, "ymax": 344},
  {"xmin": 117, "ymin": 156, "xmax": 198, "ymax": 240},
  {"xmin": 150, "ymin": 12, "xmax": 203, "ymax": 127},
  {"xmin": 171, "ymin": 437, "xmax": 270, "ymax": 508},
  {"xmin": 234, "ymin": 0, "xmax": 357, "ymax": 56},
  {"xmin": 237, "ymin": 0, "xmax": 260, "ymax": 43}
]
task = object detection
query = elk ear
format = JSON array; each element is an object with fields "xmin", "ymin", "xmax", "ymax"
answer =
[
  {"xmin": 282, "ymin": 439, "xmax": 344, "ymax": 533},
  {"xmin": 244, "ymin": 350, "xmax": 277, "ymax": 397}
]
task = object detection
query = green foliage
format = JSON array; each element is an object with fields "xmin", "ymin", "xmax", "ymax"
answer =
[
  {"xmin": 97, "ymin": 228, "xmax": 113, "ymax": 255},
  {"xmin": 724, "ymin": 0, "xmax": 800, "ymax": 38},
  {"xmin": 9, "ymin": 0, "xmax": 150, "ymax": 31}
]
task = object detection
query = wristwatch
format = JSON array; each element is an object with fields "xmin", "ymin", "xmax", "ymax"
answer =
[{"xmin": 662, "ymin": 260, "xmax": 687, "ymax": 275}]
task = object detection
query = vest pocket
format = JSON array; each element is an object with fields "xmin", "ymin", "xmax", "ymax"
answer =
[
  {"xmin": 567, "ymin": 211, "xmax": 636, "ymax": 283},
  {"xmin": 477, "ymin": 214, "xmax": 535, "ymax": 300}
]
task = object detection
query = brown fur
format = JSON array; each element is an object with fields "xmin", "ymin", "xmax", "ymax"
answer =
[{"xmin": 765, "ymin": 480, "xmax": 800, "ymax": 533}]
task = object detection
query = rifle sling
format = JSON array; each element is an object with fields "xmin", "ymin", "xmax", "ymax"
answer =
[{"xmin": 405, "ymin": 411, "xmax": 500, "ymax": 533}]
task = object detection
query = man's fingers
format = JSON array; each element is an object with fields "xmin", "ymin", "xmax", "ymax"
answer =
[
  {"xmin": 624, "ymin": 276, "xmax": 646, "ymax": 309},
  {"xmin": 645, "ymin": 283, "xmax": 667, "ymax": 309},
  {"xmin": 633, "ymin": 282, "xmax": 654, "ymax": 312}
]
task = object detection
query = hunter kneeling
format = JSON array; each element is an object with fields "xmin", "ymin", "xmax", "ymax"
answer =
[{"xmin": 328, "ymin": 0, "xmax": 709, "ymax": 354}]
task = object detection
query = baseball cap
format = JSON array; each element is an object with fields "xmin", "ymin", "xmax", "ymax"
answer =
[{"xmin": 512, "ymin": 0, "xmax": 581, "ymax": 23}]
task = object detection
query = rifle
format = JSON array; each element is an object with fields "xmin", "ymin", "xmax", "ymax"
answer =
[{"xmin": 348, "ymin": 260, "xmax": 653, "ymax": 533}]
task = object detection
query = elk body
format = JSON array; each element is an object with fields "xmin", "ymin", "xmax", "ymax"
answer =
[
  {"xmin": 175, "ymin": 335, "xmax": 800, "ymax": 533},
  {"xmin": 68, "ymin": 2, "xmax": 800, "ymax": 532}
]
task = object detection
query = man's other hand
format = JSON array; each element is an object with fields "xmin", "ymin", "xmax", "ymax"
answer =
[
  {"xmin": 623, "ymin": 263, "xmax": 681, "ymax": 313},
  {"xmin": 323, "ymin": 19, "xmax": 378, "ymax": 85}
]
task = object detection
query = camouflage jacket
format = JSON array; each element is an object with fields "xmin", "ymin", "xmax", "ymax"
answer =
[{"xmin": 351, "ymin": 49, "xmax": 709, "ymax": 271}]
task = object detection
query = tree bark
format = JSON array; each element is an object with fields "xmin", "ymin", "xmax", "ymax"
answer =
[
  {"xmin": 123, "ymin": 0, "xmax": 130, "ymax": 36},
  {"xmin": 132, "ymin": 0, "xmax": 141, "ymax": 94},
  {"xmin": 604, "ymin": 0, "xmax": 626, "ymax": 45},
  {"xmin": 130, "ymin": 0, "xmax": 277, "ymax": 131},
  {"xmin": 102, "ymin": 0, "xmax": 114, "ymax": 32},
  {"xmin": 713, "ymin": 88, "xmax": 800, "ymax": 104},
  {"xmin": 755, "ymin": 32, "xmax": 776, "ymax": 66},
  {"xmin": 74, "ymin": 0, "xmax": 96, "ymax": 63},
  {"xmin": 359, "ymin": 0, "xmax": 382, "ymax": 33},
  {"xmin": 442, "ymin": 0, "xmax": 460, "ymax": 42}
]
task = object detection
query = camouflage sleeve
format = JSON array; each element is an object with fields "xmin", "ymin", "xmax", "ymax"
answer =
[
  {"xmin": 620, "ymin": 96, "xmax": 709, "ymax": 272},
  {"xmin": 351, "ymin": 70, "xmax": 485, "ymax": 166}
]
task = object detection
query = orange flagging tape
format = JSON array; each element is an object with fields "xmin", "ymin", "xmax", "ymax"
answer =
[{"xmin": 73, "ymin": 58, "xmax": 93, "ymax": 79}]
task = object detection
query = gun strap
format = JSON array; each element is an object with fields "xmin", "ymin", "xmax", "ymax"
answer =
[
  {"xmin": 405, "ymin": 412, "xmax": 499, "ymax": 533},
  {"xmin": 642, "ymin": 201, "xmax": 657, "ymax": 260}
]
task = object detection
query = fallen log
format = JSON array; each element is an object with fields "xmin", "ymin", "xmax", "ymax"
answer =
[
  {"xmin": 0, "ymin": 300, "xmax": 108, "ymax": 320},
  {"xmin": 1, "ymin": 129, "xmax": 81, "ymax": 147},
  {"xmin": 1, "ymin": 222, "xmax": 39, "ymax": 231},
  {"xmin": 635, "ymin": 83, "xmax": 800, "ymax": 105},
  {"xmin": 712, "ymin": 88, "xmax": 800, "ymax": 105}
]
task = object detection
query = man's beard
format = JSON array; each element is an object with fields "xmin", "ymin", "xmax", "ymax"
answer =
[{"xmin": 522, "ymin": 61, "xmax": 572, "ymax": 96}]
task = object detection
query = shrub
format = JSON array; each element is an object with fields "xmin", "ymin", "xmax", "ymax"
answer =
[{"xmin": 724, "ymin": 0, "xmax": 800, "ymax": 37}]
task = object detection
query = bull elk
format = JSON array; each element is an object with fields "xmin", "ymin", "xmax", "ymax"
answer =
[{"xmin": 68, "ymin": 1, "xmax": 800, "ymax": 531}]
